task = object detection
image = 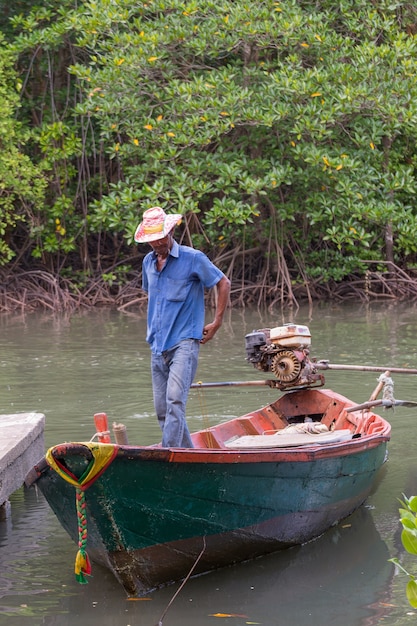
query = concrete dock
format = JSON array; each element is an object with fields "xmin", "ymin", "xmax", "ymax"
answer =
[{"xmin": 0, "ymin": 412, "xmax": 45, "ymax": 518}]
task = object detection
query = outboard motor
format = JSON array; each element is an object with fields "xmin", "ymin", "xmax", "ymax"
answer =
[{"xmin": 245, "ymin": 323, "xmax": 324, "ymax": 390}]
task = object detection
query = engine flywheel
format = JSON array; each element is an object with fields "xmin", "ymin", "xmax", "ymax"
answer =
[{"xmin": 271, "ymin": 350, "xmax": 302, "ymax": 382}]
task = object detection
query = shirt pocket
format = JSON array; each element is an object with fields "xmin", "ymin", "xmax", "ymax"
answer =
[{"xmin": 166, "ymin": 277, "xmax": 190, "ymax": 302}]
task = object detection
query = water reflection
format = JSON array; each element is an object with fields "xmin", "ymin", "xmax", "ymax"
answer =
[{"xmin": 31, "ymin": 508, "xmax": 391, "ymax": 626}]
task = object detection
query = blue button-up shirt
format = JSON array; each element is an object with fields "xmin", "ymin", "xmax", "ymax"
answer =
[{"xmin": 142, "ymin": 240, "xmax": 225, "ymax": 354}]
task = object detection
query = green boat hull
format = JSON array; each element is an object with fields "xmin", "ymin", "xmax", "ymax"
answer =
[
  {"xmin": 33, "ymin": 440, "xmax": 388, "ymax": 595},
  {"xmin": 27, "ymin": 387, "xmax": 391, "ymax": 595}
]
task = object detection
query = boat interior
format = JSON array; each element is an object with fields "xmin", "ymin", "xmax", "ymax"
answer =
[{"xmin": 190, "ymin": 388, "xmax": 389, "ymax": 450}]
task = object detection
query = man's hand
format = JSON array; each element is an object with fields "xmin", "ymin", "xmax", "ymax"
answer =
[{"xmin": 200, "ymin": 321, "xmax": 220, "ymax": 344}]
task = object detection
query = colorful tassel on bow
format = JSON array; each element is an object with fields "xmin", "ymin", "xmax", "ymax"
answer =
[
  {"xmin": 74, "ymin": 487, "xmax": 92, "ymax": 583},
  {"xmin": 45, "ymin": 442, "xmax": 119, "ymax": 585},
  {"xmin": 75, "ymin": 546, "xmax": 92, "ymax": 583}
]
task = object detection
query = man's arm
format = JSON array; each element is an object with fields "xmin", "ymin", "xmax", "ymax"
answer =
[{"xmin": 200, "ymin": 275, "xmax": 231, "ymax": 344}]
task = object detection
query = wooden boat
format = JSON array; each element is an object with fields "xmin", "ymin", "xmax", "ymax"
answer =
[{"xmin": 26, "ymin": 385, "xmax": 391, "ymax": 596}]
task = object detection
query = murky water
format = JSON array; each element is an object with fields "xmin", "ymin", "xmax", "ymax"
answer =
[{"xmin": 2, "ymin": 302, "xmax": 417, "ymax": 625}]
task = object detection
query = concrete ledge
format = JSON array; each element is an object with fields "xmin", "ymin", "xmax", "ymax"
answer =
[{"xmin": 0, "ymin": 412, "xmax": 45, "ymax": 506}]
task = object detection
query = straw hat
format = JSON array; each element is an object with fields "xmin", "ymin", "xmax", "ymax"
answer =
[{"xmin": 134, "ymin": 207, "xmax": 182, "ymax": 243}]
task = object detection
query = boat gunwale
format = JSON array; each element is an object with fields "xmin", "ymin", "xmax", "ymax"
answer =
[
  {"xmin": 110, "ymin": 428, "xmax": 391, "ymax": 463},
  {"xmin": 27, "ymin": 427, "xmax": 390, "ymax": 487}
]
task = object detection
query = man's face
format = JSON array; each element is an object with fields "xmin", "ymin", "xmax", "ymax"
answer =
[{"xmin": 149, "ymin": 234, "xmax": 172, "ymax": 258}]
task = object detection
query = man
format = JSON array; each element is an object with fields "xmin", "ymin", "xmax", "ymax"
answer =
[{"xmin": 135, "ymin": 206, "xmax": 231, "ymax": 448}]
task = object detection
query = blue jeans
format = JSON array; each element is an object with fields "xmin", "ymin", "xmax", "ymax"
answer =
[{"xmin": 151, "ymin": 339, "xmax": 200, "ymax": 448}]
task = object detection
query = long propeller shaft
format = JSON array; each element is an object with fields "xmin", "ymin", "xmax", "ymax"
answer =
[{"xmin": 314, "ymin": 362, "xmax": 417, "ymax": 375}]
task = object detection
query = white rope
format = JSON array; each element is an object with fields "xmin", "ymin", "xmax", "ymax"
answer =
[
  {"xmin": 279, "ymin": 422, "xmax": 329, "ymax": 435},
  {"xmin": 89, "ymin": 430, "xmax": 111, "ymax": 442}
]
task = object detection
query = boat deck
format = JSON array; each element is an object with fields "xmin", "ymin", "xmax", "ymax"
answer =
[{"xmin": 190, "ymin": 388, "xmax": 388, "ymax": 450}]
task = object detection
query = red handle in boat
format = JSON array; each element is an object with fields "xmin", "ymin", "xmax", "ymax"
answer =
[{"xmin": 94, "ymin": 412, "xmax": 111, "ymax": 443}]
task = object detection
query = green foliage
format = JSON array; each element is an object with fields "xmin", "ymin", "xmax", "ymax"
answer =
[
  {"xmin": 390, "ymin": 494, "xmax": 417, "ymax": 609},
  {"xmin": 0, "ymin": 33, "xmax": 46, "ymax": 264},
  {"xmin": 3, "ymin": 0, "xmax": 417, "ymax": 286},
  {"xmin": 101, "ymin": 265, "xmax": 131, "ymax": 287}
]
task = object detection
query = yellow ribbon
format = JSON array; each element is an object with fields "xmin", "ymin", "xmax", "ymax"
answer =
[
  {"xmin": 143, "ymin": 223, "xmax": 164, "ymax": 234},
  {"xmin": 45, "ymin": 442, "xmax": 118, "ymax": 489}
]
